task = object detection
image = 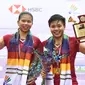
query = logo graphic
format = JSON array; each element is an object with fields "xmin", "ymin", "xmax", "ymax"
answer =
[
  {"xmin": 3, "ymin": 75, "xmax": 11, "ymax": 85},
  {"xmin": 28, "ymin": 8, "xmax": 42, "ymax": 12},
  {"xmin": 9, "ymin": 5, "xmax": 26, "ymax": 14},
  {"xmin": 68, "ymin": 4, "xmax": 78, "ymax": 23},
  {"xmin": 69, "ymin": 4, "xmax": 78, "ymax": 14},
  {"xmin": 9, "ymin": 4, "xmax": 42, "ymax": 14},
  {"xmin": 68, "ymin": 16, "xmax": 76, "ymax": 23}
]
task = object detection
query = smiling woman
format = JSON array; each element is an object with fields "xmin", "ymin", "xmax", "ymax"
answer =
[
  {"xmin": 42, "ymin": 14, "xmax": 85, "ymax": 85},
  {"xmin": 0, "ymin": 11, "xmax": 43, "ymax": 85}
]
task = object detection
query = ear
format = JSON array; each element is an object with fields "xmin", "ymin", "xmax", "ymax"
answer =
[
  {"xmin": 17, "ymin": 20, "xmax": 19, "ymax": 24},
  {"xmin": 17, "ymin": 21, "xmax": 19, "ymax": 26}
]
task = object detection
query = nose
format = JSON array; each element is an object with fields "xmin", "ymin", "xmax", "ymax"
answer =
[
  {"xmin": 24, "ymin": 21, "xmax": 28, "ymax": 24},
  {"xmin": 54, "ymin": 27, "xmax": 59, "ymax": 30}
]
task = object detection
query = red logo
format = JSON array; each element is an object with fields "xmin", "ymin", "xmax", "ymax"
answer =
[{"xmin": 9, "ymin": 5, "xmax": 26, "ymax": 14}]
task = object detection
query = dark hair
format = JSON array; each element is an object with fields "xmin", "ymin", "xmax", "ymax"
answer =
[
  {"xmin": 18, "ymin": 11, "xmax": 33, "ymax": 21},
  {"xmin": 48, "ymin": 14, "xmax": 65, "ymax": 27}
]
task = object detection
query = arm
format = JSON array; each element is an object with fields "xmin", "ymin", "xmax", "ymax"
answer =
[
  {"xmin": 79, "ymin": 42, "xmax": 85, "ymax": 54},
  {"xmin": 0, "ymin": 37, "xmax": 5, "ymax": 49}
]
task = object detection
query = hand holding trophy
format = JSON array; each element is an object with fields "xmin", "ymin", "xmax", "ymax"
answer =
[{"xmin": 73, "ymin": 15, "xmax": 85, "ymax": 42}]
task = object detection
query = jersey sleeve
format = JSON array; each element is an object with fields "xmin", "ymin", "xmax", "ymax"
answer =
[{"xmin": 3, "ymin": 34, "xmax": 12, "ymax": 47}]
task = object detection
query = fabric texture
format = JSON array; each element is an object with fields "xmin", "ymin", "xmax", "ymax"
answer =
[
  {"xmin": 3, "ymin": 32, "xmax": 43, "ymax": 85},
  {"xmin": 42, "ymin": 34, "xmax": 79, "ymax": 85}
]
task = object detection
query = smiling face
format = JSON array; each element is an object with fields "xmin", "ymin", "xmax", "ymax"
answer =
[
  {"xmin": 50, "ymin": 20, "xmax": 65, "ymax": 38},
  {"xmin": 48, "ymin": 14, "xmax": 65, "ymax": 39},
  {"xmin": 17, "ymin": 13, "xmax": 33, "ymax": 33}
]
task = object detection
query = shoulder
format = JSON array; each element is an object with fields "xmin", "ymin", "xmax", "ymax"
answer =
[
  {"xmin": 69, "ymin": 36, "xmax": 77, "ymax": 41},
  {"xmin": 69, "ymin": 36, "xmax": 79, "ymax": 51},
  {"xmin": 64, "ymin": 34, "xmax": 77, "ymax": 41},
  {"xmin": 32, "ymin": 35, "xmax": 42, "ymax": 47},
  {"xmin": 42, "ymin": 40, "xmax": 47, "ymax": 47},
  {"xmin": 69, "ymin": 36, "xmax": 79, "ymax": 45},
  {"xmin": 3, "ymin": 34, "xmax": 13, "ymax": 45},
  {"xmin": 32, "ymin": 35, "xmax": 43, "ymax": 52},
  {"xmin": 42, "ymin": 36, "xmax": 53, "ymax": 46},
  {"xmin": 32, "ymin": 35, "xmax": 41, "ymax": 43},
  {"xmin": 3, "ymin": 34, "xmax": 13, "ymax": 40}
]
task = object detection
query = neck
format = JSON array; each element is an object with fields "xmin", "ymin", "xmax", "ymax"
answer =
[
  {"xmin": 54, "ymin": 36, "xmax": 63, "ymax": 47},
  {"xmin": 19, "ymin": 30, "xmax": 29, "ymax": 40}
]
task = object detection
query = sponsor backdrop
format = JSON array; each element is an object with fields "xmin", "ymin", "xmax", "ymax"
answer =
[{"xmin": 0, "ymin": 0, "xmax": 85, "ymax": 85}]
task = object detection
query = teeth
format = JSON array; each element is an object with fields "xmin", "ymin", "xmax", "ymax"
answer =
[
  {"xmin": 54, "ymin": 32, "xmax": 59, "ymax": 34},
  {"xmin": 54, "ymin": 31, "xmax": 60, "ymax": 34}
]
